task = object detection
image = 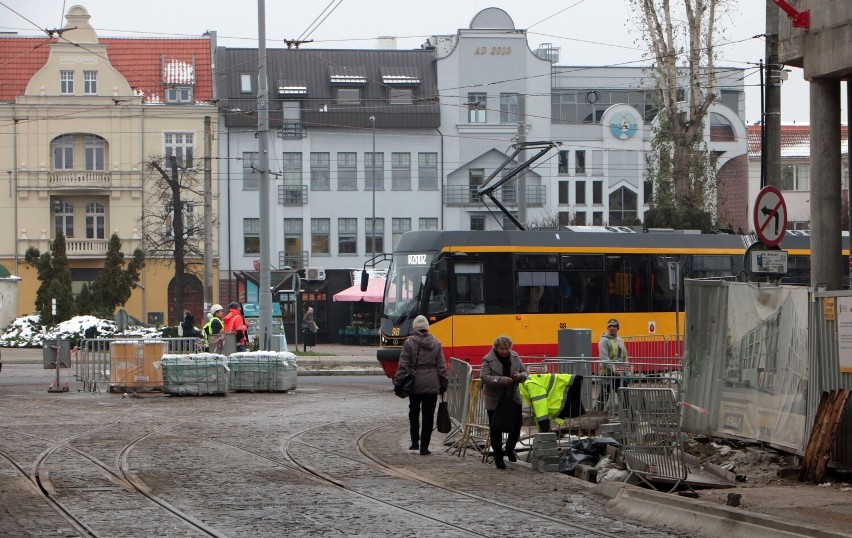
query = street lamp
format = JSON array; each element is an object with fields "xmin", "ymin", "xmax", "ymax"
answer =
[{"xmin": 370, "ymin": 115, "xmax": 376, "ymax": 261}]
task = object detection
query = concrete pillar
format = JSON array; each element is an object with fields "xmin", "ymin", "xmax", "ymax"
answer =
[
  {"xmin": 764, "ymin": 0, "xmax": 782, "ymax": 189},
  {"xmin": 810, "ymin": 79, "xmax": 842, "ymax": 290}
]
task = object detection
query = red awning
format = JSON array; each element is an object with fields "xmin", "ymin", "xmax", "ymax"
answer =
[{"xmin": 332, "ymin": 278, "xmax": 385, "ymax": 303}]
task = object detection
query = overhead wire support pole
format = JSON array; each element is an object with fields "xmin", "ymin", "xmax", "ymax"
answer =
[{"xmin": 257, "ymin": 0, "xmax": 272, "ymax": 350}]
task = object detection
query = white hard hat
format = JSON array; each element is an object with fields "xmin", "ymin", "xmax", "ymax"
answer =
[{"xmin": 210, "ymin": 303, "xmax": 224, "ymax": 315}]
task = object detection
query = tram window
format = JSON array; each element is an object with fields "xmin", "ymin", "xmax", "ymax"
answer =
[
  {"xmin": 454, "ymin": 262, "xmax": 485, "ymax": 314},
  {"xmin": 516, "ymin": 270, "xmax": 559, "ymax": 313},
  {"xmin": 515, "ymin": 254, "xmax": 559, "ymax": 270},
  {"xmin": 784, "ymin": 255, "xmax": 810, "ymax": 285},
  {"xmin": 482, "ymin": 253, "xmax": 514, "ymax": 314},
  {"xmin": 427, "ymin": 259, "xmax": 449, "ymax": 315},
  {"xmin": 562, "ymin": 255, "xmax": 604, "ymax": 271},
  {"xmin": 561, "ymin": 254, "xmax": 606, "ymax": 312},
  {"xmin": 690, "ymin": 255, "xmax": 734, "ymax": 278},
  {"xmin": 650, "ymin": 256, "xmax": 681, "ymax": 312}
]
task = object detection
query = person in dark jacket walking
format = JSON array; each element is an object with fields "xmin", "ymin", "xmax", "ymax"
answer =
[
  {"xmin": 480, "ymin": 335, "xmax": 529, "ymax": 469},
  {"xmin": 179, "ymin": 310, "xmax": 196, "ymax": 338},
  {"xmin": 393, "ymin": 315, "xmax": 448, "ymax": 455}
]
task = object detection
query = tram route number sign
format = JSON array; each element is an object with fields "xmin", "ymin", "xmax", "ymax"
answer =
[{"xmin": 753, "ymin": 186, "xmax": 788, "ymax": 246}]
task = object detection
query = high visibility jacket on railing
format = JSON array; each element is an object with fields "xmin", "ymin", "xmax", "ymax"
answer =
[{"xmin": 520, "ymin": 373, "xmax": 585, "ymax": 428}]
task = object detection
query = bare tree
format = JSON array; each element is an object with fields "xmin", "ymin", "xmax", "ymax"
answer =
[
  {"xmin": 142, "ymin": 156, "xmax": 208, "ymax": 324},
  {"xmin": 632, "ymin": 0, "xmax": 731, "ymax": 228}
]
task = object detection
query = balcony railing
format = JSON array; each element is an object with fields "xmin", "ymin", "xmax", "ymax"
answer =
[
  {"xmin": 444, "ymin": 184, "xmax": 546, "ymax": 207},
  {"xmin": 278, "ymin": 185, "xmax": 308, "ymax": 206},
  {"xmin": 279, "ymin": 250, "xmax": 307, "ymax": 269},
  {"xmin": 48, "ymin": 171, "xmax": 112, "ymax": 187},
  {"xmin": 65, "ymin": 238, "xmax": 110, "ymax": 256}
]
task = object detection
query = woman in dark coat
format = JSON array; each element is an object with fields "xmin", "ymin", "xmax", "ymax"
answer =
[
  {"xmin": 394, "ymin": 315, "xmax": 448, "ymax": 455},
  {"xmin": 480, "ymin": 335, "xmax": 528, "ymax": 469}
]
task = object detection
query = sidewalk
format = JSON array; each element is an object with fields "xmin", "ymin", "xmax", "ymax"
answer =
[{"xmin": 0, "ymin": 343, "xmax": 385, "ymax": 376}]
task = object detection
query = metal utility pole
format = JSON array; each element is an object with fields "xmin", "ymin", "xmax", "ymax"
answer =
[
  {"xmin": 257, "ymin": 0, "xmax": 272, "ymax": 350},
  {"xmin": 765, "ymin": 1, "xmax": 782, "ymax": 189},
  {"xmin": 516, "ymin": 96, "xmax": 527, "ymax": 228},
  {"xmin": 370, "ymin": 115, "xmax": 376, "ymax": 260},
  {"xmin": 203, "ymin": 116, "xmax": 213, "ymax": 313}
]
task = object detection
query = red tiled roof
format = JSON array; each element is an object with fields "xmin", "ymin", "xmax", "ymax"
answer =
[
  {"xmin": 747, "ymin": 124, "xmax": 849, "ymax": 159},
  {"xmin": 0, "ymin": 36, "xmax": 212, "ymax": 103}
]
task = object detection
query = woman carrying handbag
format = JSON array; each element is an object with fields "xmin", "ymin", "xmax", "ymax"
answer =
[
  {"xmin": 480, "ymin": 335, "xmax": 528, "ymax": 469},
  {"xmin": 394, "ymin": 315, "xmax": 448, "ymax": 455}
]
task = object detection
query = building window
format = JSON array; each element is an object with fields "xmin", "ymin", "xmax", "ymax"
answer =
[
  {"xmin": 337, "ymin": 152, "xmax": 357, "ymax": 191},
  {"xmin": 558, "ymin": 211, "xmax": 572, "ymax": 226},
  {"xmin": 243, "ymin": 218, "xmax": 260, "ymax": 254},
  {"xmin": 418, "ymin": 152, "xmax": 438, "ymax": 190},
  {"xmin": 166, "ymin": 86, "xmax": 193, "ymax": 103},
  {"xmin": 591, "ymin": 150, "xmax": 603, "ymax": 176},
  {"xmin": 242, "ymin": 151, "xmax": 259, "ymax": 191},
  {"xmin": 609, "ymin": 187, "xmax": 638, "ymax": 225},
  {"xmin": 780, "ymin": 164, "xmax": 810, "ymax": 191},
  {"xmin": 338, "ymin": 218, "xmax": 357, "ymax": 254},
  {"xmin": 310, "ymin": 152, "xmax": 330, "ymax": 190},
  {"xmin": 283, "ymin": 152, "xmax": 302, "ymax": 186},
  {"xmin": 558, "ymin": 181, "xmax": 569, "ymax": 204},
  {"xmin": 575, "ymin": 180, "xmax": 586, "ymax": 205},
  {"xmin": 240, "ymin": 73, "xmax": 252, "ymax": 94},
  {"xmin": 365, "ymin": 218, "xmax": 384, "ymax": 254},
  {"xmin": 282, "ymin": 101, "xmax": 302, "ymax": 138},
  {"xmin": 366, "ymin": 152, "xmax": 384, "ymax": 191},
  {"xmin": 53, "ymin": 134, "xmax": 74, "ymax": 170},
  {"xmin": 470, "ymin": 215, "xmax": 485, "ymax": 231},
  {"xmin": 592, "ymin": 181, "xmax": 603, "ymax": 204},
  {"xmin": 60, "ymin": 70, "xmax": 74, "ymax": 95},
  {"xmin": 311, "ymin": 218, "xmax": 330, "ymax": 255},
  {"xmin": 419, "ymin": 217, "xmax": 438, "ymax": 230},
  {"xmin": 468, "ymin": 92, "xmax": 486, "ymax": 123},
  {"xmin": 54, "ymin": 201, "xmax": 74, "ymax": 238},
  {"xmin": 500, "ymin": 93, "xmax": 519, "ymax": 123},
  {"xmin": 85, "ymin": 202, "xmax": 105, "ymax": 239},
  {"xmin": 592, "ymin": 211, "xmax": 604, "ymax": 225},
  {"xmin": 575, "ymin": 150, "xmax": 586, "ymax": 175},
  {"xmin": 391, "ymin": 152, "xmax": 411, "ymax": 190},
  {"xmin": 558, "ymin": 149, "xmax": 569, "ymax": 174},
  {"xmin": 389, "ymin": 88, "xmax": 412, "ymax": 104},
  {"xmin": 283, "ymin": 218, "xmax": 303, "ymax": 268},
  {"xmin": 337, "ymin": 88, "xmax": 361, "ymax": 105},
  {"xmin": 83, "ymin": 71, "xmax": 97, "ymax": 95},
  {"xmin": 469, "ymin": 168, "xmax": 484, "ymax": 203},
  {"xmin": 164, "ymin": 132, "xmax": 194, "ymax": 168},
  {"xmin": 84, "ymin": 135, "xmax": 105, "ymax": 171},
  {"xmin": 575, "ymin": 212, "xmax": 587, "ymax": 225},
  {"xmin": 392, "ymin": 218, "xmax": 411, "ymax": 250}
]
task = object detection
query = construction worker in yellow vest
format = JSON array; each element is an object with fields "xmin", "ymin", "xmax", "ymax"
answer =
[
  {"xmin": 520, "ymin": 373, "xmax": 584, "ymax": 432},
  {"xmin": 202, "ymin": 304, "xmax": 226, "ymax": 352}
]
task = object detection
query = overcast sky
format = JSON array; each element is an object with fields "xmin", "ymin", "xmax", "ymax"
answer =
[{"xmin": 5, "ymin": 0, "xmax": 847, "ymax": 125}]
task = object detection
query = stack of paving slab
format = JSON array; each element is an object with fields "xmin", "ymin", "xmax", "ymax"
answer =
[
  {"xmin": 160, "ymin": 353, "xmax": 229, "ymax": 396},
  {"xmin": 227, "ymin": 351, "xmax": 297, "ymax": 392},
  {"xmin": 528, "ymin": 432, "xmax": 561, "ymax": 472}
]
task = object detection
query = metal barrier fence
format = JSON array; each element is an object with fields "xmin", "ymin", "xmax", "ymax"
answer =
[
  {"xmin": 618, "ymin": 386, "xmax": 689, "ymax": 492},
  {"xmin": 75, "ymin": 337, "xmax": 203, "ymax": 393},
  {"xmin": 444, "ymin": 358, "xmax": 473, "ymax": 447}
]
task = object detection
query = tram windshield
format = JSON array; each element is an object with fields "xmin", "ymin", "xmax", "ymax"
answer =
[{"xmin": 383, "ymin": 252, "xmax": 435, "ymax": 322}]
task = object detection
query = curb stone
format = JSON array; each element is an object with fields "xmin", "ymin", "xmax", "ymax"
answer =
[{"xmin": 593, "ymin": 481, "xmax": 852, "ymax": 538}]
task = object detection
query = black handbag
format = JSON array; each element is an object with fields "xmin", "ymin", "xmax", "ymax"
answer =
[
  {"xmin": 490, "ymin": 392, "xmax": 521, "ymax": 432},
  {"xmin": 393, "ymin": 343, "xmax": 420, "ymax": 399},
  {"xmin": 436, "ymin": 394, "xmax": 451, "ymax": 433},
  {"xmin": 394, "ymin": 374, "xmax": 415, "ymax": 398}
]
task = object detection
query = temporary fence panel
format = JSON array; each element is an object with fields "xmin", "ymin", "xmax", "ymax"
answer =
[
  {"xmin": 445, "ymin": 358, "xmax": 473, "ymax": 447},
  {"xmin": 682, "ymin": 281, "xmax": 810, "ymax": 453},
  {"xmin": 161, "ymin": 353, "xmax": 229, "ymax": 396},
  {"xmin": 227, "ymin": 351, "xmax": 297, "ymax": 392},
  {"xmin": 450, "ymin": 379, "xmax": 491, "ymax": 459},
  {"xmin": 809, "ymin": 291, "xmax": 852, "ymax": 467},
  {"xmin": 618, "ymin": 386, "xmax": 689, "ymax": 492},
  {"xmin": 623, "ymin": 335, "xmax": 683, "ymax": 368}
]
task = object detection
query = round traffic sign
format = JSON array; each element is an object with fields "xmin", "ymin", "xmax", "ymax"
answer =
[{"xmin": 753, "ymin": 186, "xmax": 787, "ymax": 246}]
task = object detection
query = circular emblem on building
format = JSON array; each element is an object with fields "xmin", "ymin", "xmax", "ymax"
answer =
[{"xmin": 609, "ymin": 112, "xmax": 638, "ymax": 140}]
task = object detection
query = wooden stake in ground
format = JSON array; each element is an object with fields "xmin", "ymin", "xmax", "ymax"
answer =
[{"xmin": 800, "ymin": 389, "xmax": 849, "ymax": 483}]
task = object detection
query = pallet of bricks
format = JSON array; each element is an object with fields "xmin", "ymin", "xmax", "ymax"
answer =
[
  {"xmin": 160, "ymin": 353, "xmax": 229, "ymax": 396},
  {"xmin": 227, "ymin": 351, "xmax": 297, "ymax": 392},
  {"xmin": 110, "ymin": 340, "xmax": 167, "ymax": 393}
]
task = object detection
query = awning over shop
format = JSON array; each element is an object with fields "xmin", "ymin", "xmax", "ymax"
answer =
[{"xmin": 333, "ymin": 278, "xmax": 385, "ymax": 303}]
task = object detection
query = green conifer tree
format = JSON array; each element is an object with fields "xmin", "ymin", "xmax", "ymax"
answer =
[
  {"xmin": 90, "ymin": 233, "xmax": 145, "ymax": 314},
  {"xmin": 24, "ymin": 232, "xmax": 75, "ymax": 324}
]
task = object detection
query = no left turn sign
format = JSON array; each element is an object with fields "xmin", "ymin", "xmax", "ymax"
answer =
[{"xmin": 753, "ymin": 186, "xmax": 787, "ymax": 246}]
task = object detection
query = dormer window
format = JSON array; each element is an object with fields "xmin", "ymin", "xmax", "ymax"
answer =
[
  {"xmin": 337, "ymin": 88, "xmax": 361, "ymax": 105},
  {"xmin": 84, "ymin": 71, "xmax": 97, "ymax": 95},
  {"xmin": 60, "ymin": 70, "xmax": 74, "ymax": 95},
  {"xmin": 166, "ymin": 86, "xmax": 193, "ymax": 103}
]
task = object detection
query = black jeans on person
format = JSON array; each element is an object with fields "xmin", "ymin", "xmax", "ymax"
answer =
[
  {"xmin": 409, "ymin": 393, "xmax": 438, "ymax": 450},
  {"xmin": 487, "ymin": 408, "xmax": 522, "ymax": 459}
]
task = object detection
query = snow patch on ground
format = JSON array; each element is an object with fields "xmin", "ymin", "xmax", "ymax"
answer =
[{"xmin": 1, "ymin": 315, "xmax": 161, "ymax": 347}]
